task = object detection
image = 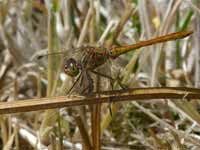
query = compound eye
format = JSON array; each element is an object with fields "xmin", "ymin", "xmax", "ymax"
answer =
[{"xmin": 64, "ymin": 58, "xmax": 80, "ymax": 77}]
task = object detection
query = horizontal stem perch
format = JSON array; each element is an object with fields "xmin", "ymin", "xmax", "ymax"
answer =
[{"xmin": 0, "ymin": 87, "xmax": 200, "ymax": 115}]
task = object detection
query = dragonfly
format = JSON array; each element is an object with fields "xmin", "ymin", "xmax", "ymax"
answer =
[
  {"xmin": 36, "ymin": 31, "xmax": 192, "ymax": 94},
  {"xmin": 62, "ymin": 30, "xmax": 193, "ymax": 94}
]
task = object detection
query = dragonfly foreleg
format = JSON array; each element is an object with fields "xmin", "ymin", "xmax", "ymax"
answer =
[{"xmin": 66, "ymin": 72, "xmax": 82, "ymax": 95}]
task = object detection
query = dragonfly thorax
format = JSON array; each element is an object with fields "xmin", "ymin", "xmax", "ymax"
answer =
[{"xmin": 81, "ymin": 46, "xmax": 110, "ymax": 70}]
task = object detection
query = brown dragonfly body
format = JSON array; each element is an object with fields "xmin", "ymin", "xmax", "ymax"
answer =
[
  {"xmin": 63, "ymin": 30, "xmax": 193, "ymax": 93},
  {"xmin": 65, "ymin": 31, "xmax": 192, "ymax": 74}
]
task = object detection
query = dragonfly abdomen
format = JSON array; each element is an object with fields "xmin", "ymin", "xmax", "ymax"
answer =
[{"xmin": 109, "ymin": 30, "xmax": 193, "ymax": 58}]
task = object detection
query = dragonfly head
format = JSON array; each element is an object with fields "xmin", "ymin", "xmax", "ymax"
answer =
[{"xmin": 64, "ymin": 58, "xmax": 80, "ymax": 77}]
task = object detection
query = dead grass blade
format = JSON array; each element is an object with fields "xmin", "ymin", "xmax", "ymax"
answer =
[{"xmin": 0, "ymin": 87, "xmax": 200, "ymax": 115}]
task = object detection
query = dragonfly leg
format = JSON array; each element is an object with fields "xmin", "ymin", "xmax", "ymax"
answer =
[
  {"xmin": 90, "ymin": 70, "xmax": 127, "ymax": 90},
  {"xmin": 81, "ymin": 71, "xmax": 94, "ymax": 94},
  {"xmin": 108, "ymin": 98, "xmax": 113, "ymax": 117},
  {"xmin": 87, "ymin": 72, "xmax": 94, "ymax": 93},
  {"xmin": 66, "ymin": 72, "xmax": 82, "ymax": 95},
  {"xmin": 116, "ymin": 75, "xmax": 128, "ymax": 90}
]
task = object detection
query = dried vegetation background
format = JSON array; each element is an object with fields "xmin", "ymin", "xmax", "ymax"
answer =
[{"xmin": 0, "ymin": 0, "xmax": 200, "ymax": 150}]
